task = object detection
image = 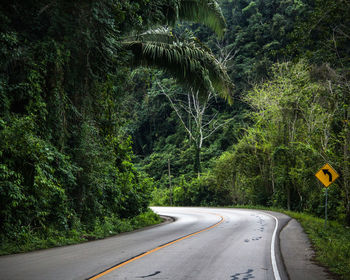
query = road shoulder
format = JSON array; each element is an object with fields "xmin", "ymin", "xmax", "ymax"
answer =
[{"xmin": 280, "ymin": 218, "xmax": 333, "ymax": 280}]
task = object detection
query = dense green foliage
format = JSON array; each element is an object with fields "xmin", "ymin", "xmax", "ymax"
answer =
[
  {"xmin": 0, "ymin": 0, "xmax": 153, "ymax": 247},
  {"xmin": 1, "ymin": 2, "xmax": 350, "ymax": 272},
  {"xmin": 129, "ymin": 0, "xmax": 350, "ymax": 229},
  {"xmin": 220, "ymin": 0, "xmax": 308, "ymax": 90},
  {"xmin": 213, "ymin": 61, "xmax": 349, "ymax": 219},
  {"xmin": 0, "ymin": 210, "xmax": 161, "ymax": 255},
  {"xmin": 0, "ymin": 0, "xmax": 230, "ymax": 251}
]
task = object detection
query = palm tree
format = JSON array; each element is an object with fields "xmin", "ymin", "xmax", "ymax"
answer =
[
  {"xmin": 170, "ymin": 0, "xmax": 227, "ymax": 38},
  {"xmin": 123, "ymin": 0, "xmax": 234, "ymax": 102}
]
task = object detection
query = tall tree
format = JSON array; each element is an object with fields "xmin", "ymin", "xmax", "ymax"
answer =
[{"xmin": 157, "ymin": 79, "xmax": 233, "ymax": 176}]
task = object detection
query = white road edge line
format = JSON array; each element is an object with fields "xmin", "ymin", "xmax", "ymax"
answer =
[{"xmin": 263, "ymin": 212, "xmax": 281, "ymax": 280}]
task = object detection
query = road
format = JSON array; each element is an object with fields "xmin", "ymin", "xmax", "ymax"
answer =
[{"xmin": 0, "ymin": 207, "xmax": 290, "ymax": 280}]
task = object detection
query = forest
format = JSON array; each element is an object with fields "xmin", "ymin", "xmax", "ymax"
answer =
[
  {"xmin": 0, "ymin": 0, "xmax": 349, "ymax": 253},
  {"xmin": 134, "ymin": 0, "xmax": 350, "ymax": 224}
]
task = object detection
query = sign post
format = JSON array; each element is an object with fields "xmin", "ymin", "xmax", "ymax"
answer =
[
  {"xmin": 324, "ymin": 188, "xmax": 328, "ymax": 227},
  {"xmin": 315, "ymin": 163, "xmax": 339, "ymax": 228}
]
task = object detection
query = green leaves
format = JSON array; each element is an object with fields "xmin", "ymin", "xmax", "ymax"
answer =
[
  {"xmin": 120, "ymin": 1, "xmax": 233, "ymax": 102},
  {"xmin": 177, "ymin": 0, "xmax": 227, "ymax": 38},
  {"xmin": 0, "ymin": 0, "xmax": 231, "ymax": 247},
  {"xmin": 220, "ymin": 0, "xmax": 307, "ymax": 90},
  {"xmin": 123, "ymin": 28, "xmax": 233, "ymax": 102},
  {"xmin": 0, "ymin": 115, "xmax": 74, "ymax": 236}
]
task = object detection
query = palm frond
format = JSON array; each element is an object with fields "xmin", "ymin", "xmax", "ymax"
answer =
[
  {"xmin": 122, "ymin": 33, "xmax": 233, "ymax": 102},
  {"xmin": 136, "ymin": 27, "xmax": 176, "ymax": 44},
  {"xmin": 178, "ymin": 0, "xmax": 226, "ymax": 38}
]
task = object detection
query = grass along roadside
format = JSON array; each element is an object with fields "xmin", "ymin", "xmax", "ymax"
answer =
[
  {"xmin": 284, "ymin": 211, "xmax": 350, "ymax": 280},
  {"xmin": 232, "ymin": 205, "xmax": 350, "ymax": 280},
  {"xmin": 0, "ymin": 209, "xmax": 162, "ymax": 256}
]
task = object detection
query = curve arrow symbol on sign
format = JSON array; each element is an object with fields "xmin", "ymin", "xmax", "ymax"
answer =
[
  {"xmin": 322, "ymin": 169, "xmax": 333, "ymax": 182},
  {"xmin": 315, "ymin": 163, "xmax": 339, "ymax": 188}
]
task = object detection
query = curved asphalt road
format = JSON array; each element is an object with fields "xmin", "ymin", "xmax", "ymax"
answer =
[{"xmin": 0, "ymin": 207, "xmax": 290, "ymax": 280}]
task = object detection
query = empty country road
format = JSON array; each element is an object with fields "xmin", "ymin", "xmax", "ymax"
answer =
[{"xmin": 0, "ymin": 207, "xmax": 290, "ymax": 280}]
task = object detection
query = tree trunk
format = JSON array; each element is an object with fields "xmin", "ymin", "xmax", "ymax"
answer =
[
  {"xmin": 287, "ymin": 185, "xmax": 291, "ymax": 211},
  {"xmin": 194, "ymin": 145, "xmax": 201, "ymax": 177},
  {"xmin": 344, "ymin": 105, "xmax": 350, "ymax": 225},
  {"xmin": 168, "ymin": 159, "xmax": 173, "ymax": 206}
]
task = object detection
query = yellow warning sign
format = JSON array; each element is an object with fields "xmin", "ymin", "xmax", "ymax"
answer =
[{"xmin": 315, "ymin": 163, "xmax": 339, "ymax": 188}]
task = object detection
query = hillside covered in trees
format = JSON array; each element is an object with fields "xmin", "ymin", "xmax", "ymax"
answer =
[
  {"xmin": 129, "ymin": 0, "xmax": 350, "ymax": 225},
  {"xmin": 1, "ymin": 0, "xmax": 350, "ymax": 254},
  {"xmin": 0, "ymin": 0, "xmax": 232, "ymax": 251}
]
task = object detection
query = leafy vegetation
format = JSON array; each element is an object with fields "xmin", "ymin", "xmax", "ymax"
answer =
[
  {"xmin": 134, "ymin": 0, "xmax": 350, "ymax": 227},
  {"xmin": 1, "ymin": 1, "xmax": 350, "ymax": 278},
  {"xmin": 286, "ymin": 211, "xmax": 350, "ymax": 280},
  {"xmin": 0, "ymin": 0, "xmax": 230, "ymax": 252},
  {"xmin": 0, "ymin": 210, "xmax": 161, "ymax": 255}
]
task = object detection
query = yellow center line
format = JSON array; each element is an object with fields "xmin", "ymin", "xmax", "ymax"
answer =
[{"xmin": 88, "ymin": 214, "xmax": 224, "ymax": 280}]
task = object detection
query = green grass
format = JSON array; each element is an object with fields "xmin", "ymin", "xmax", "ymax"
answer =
[
  {"xmin": 0, "ymin": 209, "xmax": 162, "ymax": 256},
  {"xmin": 284, "ymin": 211, "xmax": 350, "ymax": 280},
  {"xmin": 232, "ymin": 205, "xmax": 350, "ymax": 280}
]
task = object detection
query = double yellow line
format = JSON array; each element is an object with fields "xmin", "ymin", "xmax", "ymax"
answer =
[{"xmin": 88, "ymin": 214, "xmax": 224, "ymax": 280}]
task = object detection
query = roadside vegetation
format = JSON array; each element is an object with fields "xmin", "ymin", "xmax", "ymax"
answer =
[
  {"xmin": 0, "ymin": 0, "xmax": 229, "ymax": 254},
  {"xmin": 287, "ymin": 211, "xmax": 350, "ymax": 280},
  {"xmin": 1, "ymin": 1, "xmax": 349, "ymax": 278},
  {"xmin": 0, "ymin": 210, "xmax": 161, "ymax": 255},
  {"xmin": 144, "ymin": 0, "xmax": 350, "ymax": 226}
]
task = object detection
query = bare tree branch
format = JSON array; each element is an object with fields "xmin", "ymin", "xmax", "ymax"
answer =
[
  {"xmin": 156, "ymin": 80, "xmax": 234, "ymax": 174},
  {"xmin": 157, "ymin": 82, "xmax": 196, "ymax": 142}
]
